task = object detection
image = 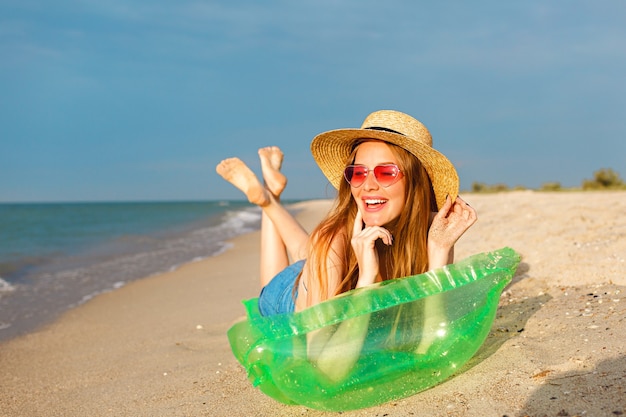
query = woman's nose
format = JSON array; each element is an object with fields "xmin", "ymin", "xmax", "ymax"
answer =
[{"xmin": 363, "ymin": 171, "xmax": 379, "ymax": 190}]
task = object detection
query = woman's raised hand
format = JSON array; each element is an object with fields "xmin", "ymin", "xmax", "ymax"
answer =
[
  {"xmin": 428, "ymin": 196, "xmax": 477, "ymax": 267},
  {"xmin": 350, "ymin": 210, "xmax": 392, "ymax": 287}
]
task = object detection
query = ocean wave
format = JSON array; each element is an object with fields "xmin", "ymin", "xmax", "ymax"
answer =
[
  {"xmin": 0, "ymin": 277, "xmax": 15, "ymax": 293},
  {"xmin": 0, "ymin": 202, "xmax": 263, "ymax": 341},
  {"xmin": 220, "ymin": 207, "xmax": 262, "ymax": 233}
]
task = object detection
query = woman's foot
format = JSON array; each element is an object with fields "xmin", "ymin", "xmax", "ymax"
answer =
[
  {"xmin": 259, "ymin": 146, "xmax": 287, "ymax": 198},
  {"xmin": 216, "ymin": 158, "xmax": 270, "ymax": 206}
]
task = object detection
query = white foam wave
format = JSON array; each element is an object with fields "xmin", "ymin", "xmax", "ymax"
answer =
[
  {"xmin": 212, "ymin": 242, "xmax": 233, "ymax": 257},
  {"xmin": 190, "ymin": 208, "xmax": 261, "ymax": 250},
  {"xmin": 220, "ymin": 208, "xmax": 262, "ymax": 233},
  {"xmin": 0, "ymin": 277, "xmax": 15, "ymax": 293},
  {"xmin": 69, "ymin": 281, "xmax": 126, "ymax": 308}
]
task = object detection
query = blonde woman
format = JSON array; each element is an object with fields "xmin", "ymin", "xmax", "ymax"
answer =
[{"xmin": 216, "ymin": 110, "xmax": 477, "ymax": 318}]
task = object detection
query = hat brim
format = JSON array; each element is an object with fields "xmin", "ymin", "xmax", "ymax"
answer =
[{"xmin": 311, "ymin": 128, "xmax": 459, "ymax": 210}]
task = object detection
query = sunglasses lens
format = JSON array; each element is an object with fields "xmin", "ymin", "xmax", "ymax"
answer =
[
  {"xmin": 374, "ymin": 165, "xmax": 401, "ymax": 187},
  {"xmin": 344, "ymin": 166, "xmax": 367, "ymax": 187},
  {"xmin": 344, "ymin": 165, "xmax": 402, "ymax": 188}
]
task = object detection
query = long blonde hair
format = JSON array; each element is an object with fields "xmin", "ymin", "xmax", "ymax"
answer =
[{"xmin": 302, "ymin": 140, "xmax": 436, "ymax": 302}]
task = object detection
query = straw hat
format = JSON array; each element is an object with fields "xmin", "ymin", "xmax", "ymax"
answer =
[{"xmin": 310, "ymin": 110, "xmax": 459, "ymax": 210}]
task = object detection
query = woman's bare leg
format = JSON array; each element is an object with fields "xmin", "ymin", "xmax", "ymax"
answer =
[
  {"xmin": 258, "ymin": 147, "xmax": 290, "ymax": 286},
  {"xmin": 259, "ymin": 146, "xmax": 287, "ymax": 197},
  {"xmin": 259, "ymin": 147, "xmax": 309, "ymax": 260},
  {"xmin": 216, "ymin": 153, "xmax": 309, "ymax": 287}
]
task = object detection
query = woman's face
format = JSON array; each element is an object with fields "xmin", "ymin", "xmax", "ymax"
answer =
[{"xmin": 350, "ymin": 141, "xmax": 406, "ymax": 227}]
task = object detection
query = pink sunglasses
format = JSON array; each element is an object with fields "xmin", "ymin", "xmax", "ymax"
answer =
[{"xmin": 343, "ymin": 164, "xmax": 404, "ymax": 188}]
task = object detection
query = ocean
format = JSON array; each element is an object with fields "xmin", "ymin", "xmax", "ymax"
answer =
[{"xmin": 0, "ymin": 200, "xmax": 271, "ymax": 342}]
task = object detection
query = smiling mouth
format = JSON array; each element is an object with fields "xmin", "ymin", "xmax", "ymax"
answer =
[{"xmin": 364, "ymin": 199, "xmax": 387, "ymax": 208}]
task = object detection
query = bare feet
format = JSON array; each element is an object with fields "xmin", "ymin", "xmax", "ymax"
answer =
[
  {"xmin": 216, "ymin": 158, "xmax": 270, "ymax": 206},
  {"xmin": 258, "ymin": 146, "xmax": 287, "ymax": 198}
]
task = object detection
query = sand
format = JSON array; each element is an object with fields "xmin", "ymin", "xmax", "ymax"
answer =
[{"xmin": 1, "ymin": 191, "xmax": 625, "ymax": 417}]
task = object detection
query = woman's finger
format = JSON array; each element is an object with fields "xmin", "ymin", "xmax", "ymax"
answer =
[
  {"xmin": 355, "ymin": 225, "xmax": 393, "ymax": 246},
  {"xmin": 353, "ymin": 209, "xmax": 364, "ymax": 237},
  {"xmin": 435, "ymin": 194, "xmax": 453, "ymax": 220}
]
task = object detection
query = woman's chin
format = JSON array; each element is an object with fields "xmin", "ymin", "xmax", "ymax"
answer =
[
  {"xmin": 363, "ymin": 215, "xmax": 388, "ymax": 228},
  {"xmin": 363, "ymin": 214, "xmax": 400, "ymax": 230}
]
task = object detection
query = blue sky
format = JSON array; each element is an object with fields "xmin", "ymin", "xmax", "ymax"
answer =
[{"xmin": 2, "ymin": 1, "xmax": 625, "ymax": 202}]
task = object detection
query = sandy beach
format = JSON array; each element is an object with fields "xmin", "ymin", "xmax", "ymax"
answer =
[{"xmin": 1, "ymin": 191, "xmax": 625, "ymax": 417}]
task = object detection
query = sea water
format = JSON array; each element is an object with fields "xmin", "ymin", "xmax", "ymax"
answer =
[{"xmin": 0, "ymin": 201, "xmax": 272, "ymax": 342}]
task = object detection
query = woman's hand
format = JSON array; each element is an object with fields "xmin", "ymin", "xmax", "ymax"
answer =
[
  {"xmin": 351, "ymin": 210, "xmax": 392, "ymax": 287},
  {"xmin": 428, "ymin": 196, "xmax": 477, "ymax": 268}
]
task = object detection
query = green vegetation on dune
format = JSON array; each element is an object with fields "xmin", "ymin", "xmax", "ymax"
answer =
[{"xmin": 469, "ymin": 168, "xmax": 625, "ymax": 193}]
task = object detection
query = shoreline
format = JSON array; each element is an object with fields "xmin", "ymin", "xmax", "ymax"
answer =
[
  {"xmin": 0, "ymin": 200, "xmax": 264, "ymax": 343},
  {"xmin": 1, "ymin": 192, "xmax": 625, "ymax": 416}
]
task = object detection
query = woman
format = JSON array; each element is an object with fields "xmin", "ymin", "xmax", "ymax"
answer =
[{"xmin": 216, "ymin": 110, "xmax": 477, "ymax": 317}]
